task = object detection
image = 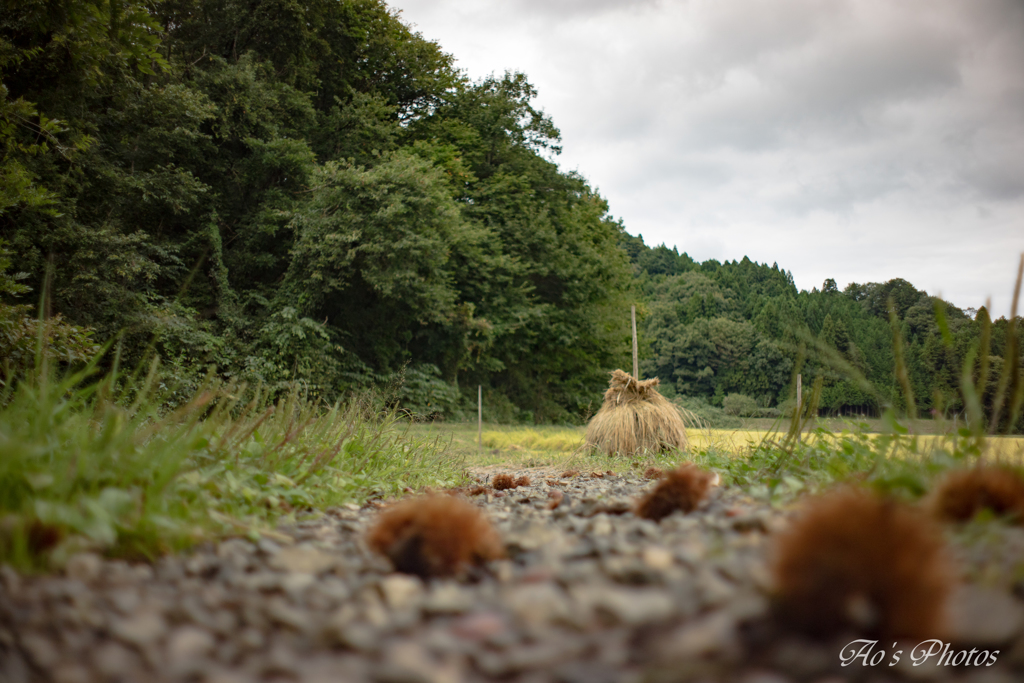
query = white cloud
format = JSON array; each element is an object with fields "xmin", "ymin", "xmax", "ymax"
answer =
[{"xmin": 393, "ymin": 0, "xmax": 1024, "ymax": 317}]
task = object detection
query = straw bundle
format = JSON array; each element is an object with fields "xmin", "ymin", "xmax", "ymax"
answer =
[{"xmin": 585, "ymin": 369, "xmax": 688, "ymax": 456}]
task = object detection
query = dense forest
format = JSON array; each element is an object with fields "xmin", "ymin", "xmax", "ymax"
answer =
[
  {"xmin": 623, "ymin": 237, "xmax": 1022, "ymax": 430},
  {"xmin": 1, "ymin": 0, "xmax": 1021, "ymax": 429}
]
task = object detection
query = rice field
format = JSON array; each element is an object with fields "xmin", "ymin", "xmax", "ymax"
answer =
[
  {"xmin": 408, "ymin": 422, "xmax": 1024, "ymax": 465},
  {"xmin": 482, "ymin": 426, "xmax": 777, "ymax": 453}
]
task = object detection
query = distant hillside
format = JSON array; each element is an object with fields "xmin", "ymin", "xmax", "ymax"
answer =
[{"xmin": 622, "ymin": 234, "xmax": 1022, "ymax": 431}]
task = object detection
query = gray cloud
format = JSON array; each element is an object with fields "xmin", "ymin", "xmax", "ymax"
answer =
[{"xmin": 393, "ymin": 0, "xmax": 1024, "ymax": 315}]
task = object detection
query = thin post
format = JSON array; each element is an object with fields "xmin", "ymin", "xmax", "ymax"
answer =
[
  {"xmin": 478, "ymin": 385, "xmax": 482, "ymax": 448},
  {"xmin": 796, "ymin": 374, "xmax": 802, "ymax": 417},
  {"xmin": 631, "ymin": 304, "xmax": 639, "ymax": 379}
]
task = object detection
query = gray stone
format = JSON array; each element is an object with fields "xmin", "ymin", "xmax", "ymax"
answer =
[
  {"xmin": 889, "ymin": 648, "xmax": 949, "ymax": 681},
  {"xmin": 475, "ymin": 637, "xmax": 587, "ymax": 676},
  {"xmin": 947, "ymin": 585, "xmax": 1024, "ymax": 645},
  {"xmin": 601, "ymin": 556, "xmax": 661, "ymax": 585},
  {"xmin": 92, "ymin": 641, "xmax": 143, "ymax": 678},
  {"xmin": 50, "ymin": 663, "xmax": 92, "ymax": 683},
  {"xmin": 300, "ymin": 654, "xmax": 371, "ymax": 683},
  {"xmin": 641, "ymin": 546, "xmax": 674, "ymax": 571},
  {"xmin": 374, "ymin": 641, "xmax": 461, "ymax": 683},
  {"xmin": 588, "ymin": 514, "xmax": 613, "ymax": 536},
  {"xmin": 961, "ymin": 670, "xmax": 1020, "ymax": 683},
  {"xmin": 423, "ymin": 582, "xmax": 473, "ymax": 615},
  {"xmin": 736, "ymin": 672, "xmax": 792, "ymax": 683},
  {"xmin": 166, "ymin": 625, "xmax": 216, "ymax": 662},
  {"xmin": 200, "ymin": 669, "xmax": 253, "ymax": 683},
  {"xmin": 269, "ymin": 545, "xmax": 337, "ymax": 575},
  {"xmin": 236, "ymin": 627, "xmax": 265, "ymax": 651},
  {"xmin": 184, "ymin": 554, "xmax": 217, "ymax": 577},
  {"xmin": 109, "ymin": 586, "xmax": 141, "ymax": 615},
  {"xmin": 110, "ymin": 609, "xmax": 168, "ymax": 647},
  {"xmin": 257, "ymin": 538, "xmax": 282, "ymax": 555},
  {"xmin": 262, "ymin": 640, "xmax": 300, "ymax": 676},
  {"xmin": 279, "ymin": 571, "xmax": 316, "ymax": 595},
  {"xmin": 216, "ymin": 539, "xmax": 254, "ymax": 573},
  {"xmin": 657, "ymin": 609, "xmax": 738, "ymax": 661},
  {"xmin": 65, "ymin": 553, "xmax": 103, "ymax": 583},
  {"xmin": 265, "ymin": 595, "xmax": 309, "ymax": 631},
  {"xmin": 0, "ymin": 651, "xmax": 30, "ymax": 683},
  {"xmin": 507, "ymin": 583, "xmax": 572, "ymax": 626},
  {"xmin": 0, "ymin": 564, "xmax": 21, "ymax": 593},
  {"xmin": 770, "ymin": 638, "xmax": 832, "ymax": 679},
  {"xmin": 379, "ymin": 574, "xmax": 424, "ymax": 610},
  {"xmin": 673, "ymin": 539, "xmax": 706, "ymax": 566},
  {"xmin": 450, "ymin": 612, "xmax": 507, "ymax": 643},
  {"xmin": 571, "ymin": 585, "xmax": 675, "ymax": 626},
  {"xmin": 236, "ymin": 571, "xmax": 282, "ymax": 592},
  {"xmin": 20, "ymin": 632, "xmax": 61, "ymax": 669},
  {"xmin": 695, "ymin": 567, "xmax": 736, "ymax": 606},
  {"xmin": 334, "ymin": 623, "xmax": 380, "ymax": 652},
  {"xmin": 312, "ymin": 576, "xmax": 352, "ymax": 603}
]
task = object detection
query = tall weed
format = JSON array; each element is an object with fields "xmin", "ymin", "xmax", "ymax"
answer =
[{"xmin": 0, "ymin": 353, "xmax": 464, "ymax": 570}]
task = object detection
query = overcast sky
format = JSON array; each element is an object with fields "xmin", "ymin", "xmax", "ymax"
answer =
[{"xmin": 391, "ymin": 0, "xmax": 1024, "ymax": 317}]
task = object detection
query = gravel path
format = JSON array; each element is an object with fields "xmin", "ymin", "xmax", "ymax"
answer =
[{"xmin": 3, "ymin": 467, "xmax": 1024, "ymax": 683}]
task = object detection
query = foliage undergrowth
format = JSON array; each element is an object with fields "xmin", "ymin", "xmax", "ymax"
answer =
[{"xmin": 0, "ymin": 353, "xmax": 466, "ymax": 571}]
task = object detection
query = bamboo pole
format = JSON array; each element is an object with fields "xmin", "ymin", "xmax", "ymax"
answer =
[
  {"xmin": 478, "ymin": 385, "xmax": 482, "ymax": 448},
  {"xmin": 631, "ymin": 304, "xmax": 639, "ymax": 380}
]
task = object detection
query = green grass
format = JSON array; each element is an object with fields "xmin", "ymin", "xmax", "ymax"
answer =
[
  {"xmin": 411, "ymin": 414, "xmax": 1019, "ymax": 508},
  {"xmin": 407, "ymin": 423, "xmax": 585, "ymax": 469},
  {"xmin": 0, "ymin": 356, "xmax": 466, "ymax": 571}
]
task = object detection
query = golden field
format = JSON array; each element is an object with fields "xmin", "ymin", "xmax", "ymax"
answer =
[{"xmin": 407, "ymin": 421, "xmax": 1024, "ymax": 466}]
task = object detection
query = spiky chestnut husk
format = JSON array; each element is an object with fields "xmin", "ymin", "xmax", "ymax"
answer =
[
  {"xmin": 930, "ymin": 466, "xmax": 1024, "ymax": 523},
  {"xmin": 491, "ymin": 473, "xmax": 515, "ymax": 490},
  {"xmin": 635, "ymin": 464, "xmax": 715, "ymax": 521},
  {"xmin": 772, "ymin": 487, "xmax": 953, "ymax": 641},
  {"xmin": 642, "ymin": 466, "xmax": 664, "ymax": 480},
  {"xmin": 367, "ymin": 495, "xmax": 504, "ymax": 578}
]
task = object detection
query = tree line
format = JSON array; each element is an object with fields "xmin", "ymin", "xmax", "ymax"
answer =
[
  {"xmin": 624, "ymin": 236, "xmax": 1022, "ymax": 431},
  {"xmin": 1, "ymin": 0, "xmax": 1020, "ymax": 429}
]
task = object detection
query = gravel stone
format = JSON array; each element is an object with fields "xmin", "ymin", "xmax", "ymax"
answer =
[
  {"xmin": 656, "ymin": 608, "xmax": 738, "ymax": 661},
  {"xmin": 110, "ymin": 609, "xmax": 167, "ymax": 647},
  {"xmin": 423, "ymin": 582, "xmax": 474, "ymax": 615},
  {"xmin": 947, "ymin": 585, "xmax": 1024, "ymax": 645},
  {"xmin": 3, "ymin": 464, "xmax": 1022, "ymax": 682},
  {"xmin": 374, "ymin": 641, "xmax": 461, "ymax": 683},
  {"xmin": 93, "ymin": 641, "xmax": 143, "ymax": 678},
  {"xmin": 265, "ymin": 595, "xmax": 310, "ymax": 631},
  {"xmin": 20, "ymin": 631, "xmax": 62, "ymax": 669},
  {"xmin": 572, "ymin": 584, "xmax": 676, "ymax": 626},
  {"xmin": 379, "ymin": 575, "xmax": 424, "ymax": 611},
  {"xmin": 166, "ymin": 625, "xmax": 216, "ymax": 660},
  {"xmin": 65, "ymin": 553, "xmax": 103, "ymax": 583},
  {"xmin": 50, "ymin": 663, "xmax": 92, "ymax": 683},
  {"xmin": 641, "ymin": 546, "xmax": 674, "ymax": 571},
  {"xmin": 269, "ymin": 545, "xmax": 337, "ymax": 575},
  {"xmin": 507, "ymin": 582, "xmax": 572, "ymax": 626}
]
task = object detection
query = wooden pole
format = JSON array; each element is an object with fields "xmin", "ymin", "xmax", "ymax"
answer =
[
  {"xmin": 478, "ymin": 385, "xmax": 482, "ymax": 448},
  {"xmin": 631, "ymin": 304, "xmax": 639, "ymax": 380},
  {"xmin": 796, "ymin": 374, "xmax": 802, "ymax": 417}
]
